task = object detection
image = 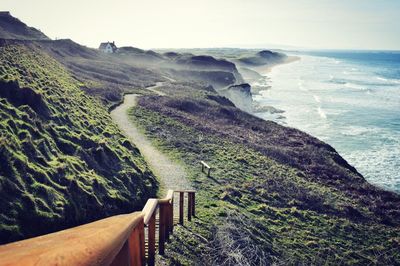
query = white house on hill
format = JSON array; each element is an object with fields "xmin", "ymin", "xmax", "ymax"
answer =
[{"xmin": 99, "ymin": 41, "xmax": 117, "ymax": 53}]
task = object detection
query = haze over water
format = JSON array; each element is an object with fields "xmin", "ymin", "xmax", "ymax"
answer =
[{"xmin": 253, "ymin": 51, "xmax": 400, "ymax": 192}]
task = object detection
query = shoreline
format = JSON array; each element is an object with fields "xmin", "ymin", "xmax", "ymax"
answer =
[{"xmin": 250, "ymin": 55, "xmax": 301, "ymax": 75}]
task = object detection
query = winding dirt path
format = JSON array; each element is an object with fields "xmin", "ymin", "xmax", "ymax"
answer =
[{"xmin": 110, "ymin": 83, "xmax": 192, "ymax": 192}]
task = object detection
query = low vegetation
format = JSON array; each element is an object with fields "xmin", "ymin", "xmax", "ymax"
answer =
[{"xmin": 130, "ymin": 83, "xmax": 400, "ymax": 265}]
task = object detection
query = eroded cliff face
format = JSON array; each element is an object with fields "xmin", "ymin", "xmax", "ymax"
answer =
[{"xmin": 218, "ymin": 83, "xmax": 253, "ymax": 113}]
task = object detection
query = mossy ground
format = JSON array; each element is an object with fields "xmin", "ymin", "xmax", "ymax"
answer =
[
  {"xmin": 0, "ymin": 43, "xmax": 158, "ymax": 243},
  {"xmin": 130, "ymin": 83, "xmax": 400, "ymax": 265}
]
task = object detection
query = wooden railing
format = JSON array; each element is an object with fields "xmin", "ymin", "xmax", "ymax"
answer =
[{"xmin": 0, "ymin": 190, "xmax": 196, "ymax": 266}]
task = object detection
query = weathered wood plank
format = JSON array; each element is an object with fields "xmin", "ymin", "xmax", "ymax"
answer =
[
  {"xmin": 0, "ymin": 212, "xmax": 144, "ymax": 266},
  {"xmin": 0, "ymin": 189, "xmax": 197, "ymax": 266},
  {"xmin": 142, "ymin": 198, "xmax": 158, "ymax": 225}
]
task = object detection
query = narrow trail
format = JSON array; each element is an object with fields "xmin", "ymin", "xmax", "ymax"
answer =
[{"xmin": 110, "ymin": 82, "xmax": 192, "ymax": 193}]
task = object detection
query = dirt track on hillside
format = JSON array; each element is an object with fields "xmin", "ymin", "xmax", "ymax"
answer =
[{"xmin": 110, "ymin": 83, "xmax": 192, "ymax": 193}]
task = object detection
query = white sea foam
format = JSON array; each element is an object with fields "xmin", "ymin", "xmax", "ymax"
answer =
[
  {"xmin": 250, "ymin": 52, "xmax": 400, "ymax": 192},
  {"xmin": 297, "ymin": 80, "xmax": 307, "ymax": 91},
  {"xmin": 313, "ymin": 95, "xmax": 321, "ymax": 103},
  {"xmin": 376, "ymin": 76, "xmax": 400, "ymax": 85},
  {"xmin": 344, "ymin": 82, "xmax": 364, "ymax": 90},
  {"xmin": 340, "ymin": 126, "xmax": 381, "ymax": 136},
  {"xmin": 376, "ymin": 76, "xmax": 388, "ymax": 82},
  {"xmin": 317, "ymin": 107, "xmax": 327, "ymax": 119}
]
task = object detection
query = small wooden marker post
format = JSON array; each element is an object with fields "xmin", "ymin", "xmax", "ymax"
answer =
[{"xmin": 200, "ymin": 160, "xmax": 211, "ymax": 177}]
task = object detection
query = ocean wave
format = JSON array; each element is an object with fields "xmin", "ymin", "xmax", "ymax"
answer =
[
  {"xmin": 376, "ymin": 76, "xmax": 400, "ymax": 85},
  {"xmin": 317, "ymin": 107, "xmax": 327, "ymax": 119},
  {"xmin": 340, "ymin": 126, "xmax": 381, "ymax": 136},
  {"xmin": 342, "ymin": 144, "xmax": 400, "ymax": 192},
  {"xmin": 330, "ymin": 77, "xmax": 397, "ymax": 88},
  {"xmin": 313, "ymin": 95, "xmax": 321, "ymax": 103},
  {"xmin": 344, "ymin": 83, "xmax": 365, "ymax": 90},
  {"xmin": 376, "ymin": 76, "xmax": 388, "ymax": 82},
  {"xmin": 297, "ymin": 80, "xmax": 308, "ymax": 91},
  {"xmin": 329, "ymin": 78, "xmax": 347, "ymax": 85}
]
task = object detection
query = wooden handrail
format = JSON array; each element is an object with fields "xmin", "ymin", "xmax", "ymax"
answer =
[
  {"xmin": 0, "ymin": 189, "xmax": 196, "ymax": 266},
  {"xmin": 142, "ymin": 198, "xmax": 158, "ymax": 225},
  {"xmin": 158, "ymin": 189, "xmax": 174, "ymax": 204},
  {"xmin": 0, "ymin": 212, "xmax": 144, "ymax": 266},
  {"xmin": 174, "ymin": 189, "xmax": 196, "ymax": 193}
]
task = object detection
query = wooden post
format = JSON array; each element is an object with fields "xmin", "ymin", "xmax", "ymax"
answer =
[
  {"xmin": 128, "ymin": 220, "xmax": 145, "ymax": 266},
  {"xmin": 159, "ymin": 203, "xmax": 167, "ymax": 255},
  {"xmin": 166, "ymin": 203, "xmax": 171, "ymax": 242},
  {"xmin": 188, "ymin": 192, "xmax": 192, "ymax": 222},
  {"xmin": 189, "ymin": 192, "xmax": 195, "ymax": 217},
  {"xmin": 147, "ymin": 213, "xmax": 156, "ymax": 266},
  {"xmin": 193, "ymin": 192, "xmax": 196, "ymax": 217},
  {"xmin": 179, "ymin": 192, "xmax": 184, "ymax": 225},
  {"xmin": 139, "ymin": 220, "xmax": 146, "ymax": 265},
  {"xmin": 207, "ymin": 168, "xmax": 211, "ymax": 177},
  {"xmin": 169, "ymin": 200, "xmax": 174, "ymax": 234},
  {"xmin": 110, "ymin": 240, "xmax": 130, "ymax": 266}
]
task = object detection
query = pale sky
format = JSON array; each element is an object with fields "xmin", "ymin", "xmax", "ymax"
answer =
[{"xmin": 2, "ymin": 0, "xmax": 400, "ymax": 50}]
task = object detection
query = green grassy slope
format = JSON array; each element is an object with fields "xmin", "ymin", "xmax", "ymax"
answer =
[
  {"xmin": 130, "ymin": 83, "xmax": 400, "ymax": 265},
  {"xmin": 0, "ymin": 41, "xmax": 158, "ymax": 244}
]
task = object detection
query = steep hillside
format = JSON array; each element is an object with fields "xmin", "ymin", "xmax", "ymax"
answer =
[
  {"xmin": 35, "ymin": 40, "xmax": 165, "ymax": 108},
  {"xmin": 165, "ymin": 53, "xmax": 244, "ymax": 88},
  {"xmin": 130, "ymin": 83, "xmax": 400, "ymax": 265},
  {"xmin": 27, "ymin": 40, "xmax": 245, "ymax": 107},
  {"xmin": 0, "ymin": 12, "xmax": 49, "ymax": 40},
  {"xmin": 237, "ymin": 50, "xmax": 288, "ymax": 66},
  {"xmin": 0, "ymin": 41, "xmax": 157, "ymax": 244}
]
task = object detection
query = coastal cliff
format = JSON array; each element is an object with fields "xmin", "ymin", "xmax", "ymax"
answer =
[
  {"xmin": 218, "ymin": 83, "xmax": 253, "ymax": 113},
  {"xmin": 1, "ymin": 12, "xmax": 400, "ymax": 265}
]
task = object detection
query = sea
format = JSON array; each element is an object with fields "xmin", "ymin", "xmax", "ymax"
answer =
[{"xmin": 252, "ymin": 50, "xmax": 400, "ymax": 193}]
